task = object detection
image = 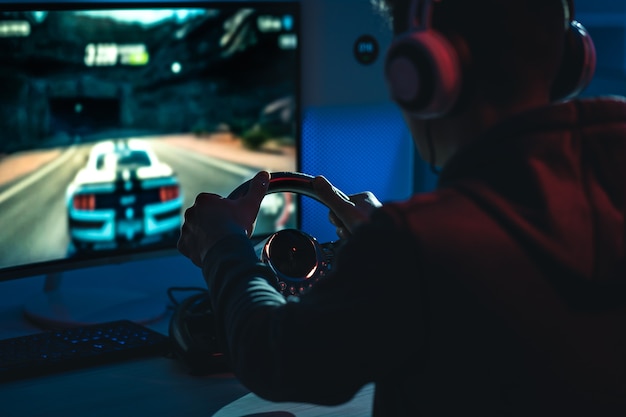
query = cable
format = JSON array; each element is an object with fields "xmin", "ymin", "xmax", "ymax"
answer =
[
  {"xmin": 425, "ymin": 120, "xmax": 441, "ymax": 175},
  {"xmin": 166, "ymin": 286, "xmax": 208, "ymax": 307}
]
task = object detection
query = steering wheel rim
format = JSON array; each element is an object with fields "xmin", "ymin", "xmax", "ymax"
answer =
[{"xmin": 228, "ymin": 171, "xmax": 326, "ymax": 202}]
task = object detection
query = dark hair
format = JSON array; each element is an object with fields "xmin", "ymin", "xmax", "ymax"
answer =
[{"xmin": 373, "ymin": 0, "xmax": 568, "ymax": 105}]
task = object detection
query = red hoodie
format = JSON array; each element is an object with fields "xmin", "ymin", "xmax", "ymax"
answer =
[
  {"xmin": 374, "ymin": 96, "xmax": 626, "ymax": 415},
  {"xmin": 203, "ymin": 96, "xmax": 626, "ymax": 416}
]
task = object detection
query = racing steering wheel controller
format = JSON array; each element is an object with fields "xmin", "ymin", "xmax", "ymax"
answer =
[
  {"xmin": 169, "ymin": 172, "xmax": 346, "ymax": 375},
  {"xmin": 228, "ymin": 171, "xmax": 345, "ymax": 297}
]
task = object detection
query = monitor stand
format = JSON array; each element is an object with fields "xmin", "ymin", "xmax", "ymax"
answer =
[{"xmin": 22, "ymin": 273, "xmax": 168, "ymax": 329}]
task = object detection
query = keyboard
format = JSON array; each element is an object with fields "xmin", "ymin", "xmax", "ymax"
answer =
[{"xmin": 0, "ymin": 319, "xmax": 171, "ymax": 383}]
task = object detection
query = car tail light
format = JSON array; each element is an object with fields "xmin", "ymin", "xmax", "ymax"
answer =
[
  {"xmin": 73, "ymin": 194, "xmax": 95, "ymax": 210},
  {"xmin": 160, "ymin": 185, "xmax": 180, "ymax": 202}
]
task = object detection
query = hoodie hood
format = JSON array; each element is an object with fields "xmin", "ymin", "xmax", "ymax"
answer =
[{"xmin": 438, "ymin": 97, "xmax": 626, "ymax": 308}]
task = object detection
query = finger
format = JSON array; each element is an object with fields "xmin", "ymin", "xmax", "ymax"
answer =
[
  {"xmin": 242, "ymin": 171, "xmax": 270, "ymax": 206},
  {"xmin": 177, "ymin": 228, "xmax": 194, "ymax": 263},
  {"xmin": 183, "ymin": 204, "xmax": 195, "ymax": 222},
  {"xmin": 194, "ymin": 191, "xmax": 220, "ymax": 203},
  {"xmin": 313, "ymin": 175, "xmax": 352, "ymax": 206},
  {"xmin": 352, "ymin": 191, "xmax": 382, "ymax": 208},
  {"xmin": 328, "ymin": 210, "xmax": 342, "ymax": 228},
  {"xmin": 313, "ymin": 176, "xmax": 358, "ymax": 229}
]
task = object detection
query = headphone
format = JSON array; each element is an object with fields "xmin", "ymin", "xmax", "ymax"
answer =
[
  {"xmin": 384, "ymin": 0, "xmax": 597, "ymax": 119},
  {"xmin": 551, "ymin": 0, "xmax": 597, "ymax": 101}
]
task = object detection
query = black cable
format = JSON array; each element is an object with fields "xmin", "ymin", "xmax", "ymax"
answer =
[
  {"xmin": 425, "ymin": 120, "xmax": 441, "ymax": 175},
  {"xmin": 166, "ymin": 286, "xmax": 208, "ymax": 307}
]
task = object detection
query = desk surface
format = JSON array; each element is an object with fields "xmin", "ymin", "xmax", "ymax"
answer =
[
  {"xmin": 0, "ymin": 351, "xmax": 373, "ymax": 417},
  {"xmin": 0, "ymin": 299, "xmax": 373, "ymax": 417}
]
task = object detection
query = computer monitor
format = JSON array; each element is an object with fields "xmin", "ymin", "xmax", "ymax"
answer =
[{"xmin": 0, "ymin": 0, "xmax": 300, "ymax": 326}]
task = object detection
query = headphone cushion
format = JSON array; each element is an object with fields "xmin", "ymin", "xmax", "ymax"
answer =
[
  {"xmin": 385, "ymin": 29, "xmax": 462, "ymax": 118},
  {"xmin": 551, "ymin": 20, "xmax": 597, "ymax": 100}
]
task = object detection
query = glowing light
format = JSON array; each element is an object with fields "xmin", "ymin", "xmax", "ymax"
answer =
[
  {"xmin": 84, "ymin": 43, "xmax": 149, "ymax": 67},
  {"xmin": 76, "ymin": 9, "xmax": 207, "ymax": 25},
  {"xmin": 278, "ymin": 34, "xmax": 297, "ymax": 50},
  {"xmin": 283, "ymin": 15, "xmax": 294, "ymax": 31},
  {"xmin": 73, "ymin": 194, "xmax": 95, "ymax": 210},
  {"xmin": 257, "ymin": 14, "xmax": 294, "ymax": 32},
  {"xmin": 32, "ymin": 11, "xmax": 47, "ymax": 23},
  {"xmin": 258, "ymin": 15, "xmax": 282, "ymax": 32},
  {"xmin": 0, "ymin": 21, "xmax": 30, "ymax": 37},
  {"xmin": 84, "ymin": 43, "xmax": 118, "ymax": 66},
  {"xmin": 119, "ymin": 44, "xmax": 149, "ymax": 66}
]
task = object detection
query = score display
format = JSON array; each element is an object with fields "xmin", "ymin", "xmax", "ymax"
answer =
[{"xmin": 84, "ymin": 43, "xmax": 149, "ymax": 67}]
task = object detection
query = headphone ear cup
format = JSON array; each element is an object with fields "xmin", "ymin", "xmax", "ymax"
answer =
[
  {"xmin": 385, "ymin": 29, "xmax": 462, "ymax": 118},
  {"xmin": 551, "ymin": 20, "xmax": 597, "ymax": 101}
]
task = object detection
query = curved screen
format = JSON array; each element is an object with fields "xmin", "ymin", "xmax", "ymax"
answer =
[{"xmin": 0, "ymin": 1, "xmax": 300, "ymax": 280}]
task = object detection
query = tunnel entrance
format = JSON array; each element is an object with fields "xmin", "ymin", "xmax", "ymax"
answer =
[{"xmin": 49, "ymin": 97, "xmax": 120, "ymax": 137}]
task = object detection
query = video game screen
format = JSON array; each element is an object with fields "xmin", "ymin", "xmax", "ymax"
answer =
[{"xmin": 0, "ymin": 2, "xmax": 300, "ymax": 278}]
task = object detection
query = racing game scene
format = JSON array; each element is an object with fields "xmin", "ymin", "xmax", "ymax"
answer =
[{"xmin": 0, "ymin": 5, "xmax": 299, "ymax": 273}]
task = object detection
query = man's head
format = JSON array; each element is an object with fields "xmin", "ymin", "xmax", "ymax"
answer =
[
  {"xmin": 376, "ymin": 0, "xmax": 569, "ymax": 113},
  {"xmin": 372, "ymin": 0, "xmax": 591, "ymax": 167}
]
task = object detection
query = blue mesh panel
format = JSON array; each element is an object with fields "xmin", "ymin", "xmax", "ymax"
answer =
[{"xmin": 299, "ymin": 103, "xmax": 414, "ymax": 242}]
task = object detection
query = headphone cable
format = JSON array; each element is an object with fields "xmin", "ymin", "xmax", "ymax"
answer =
[{"xmin": 425, "ymin": 120, "xmax": 441, "ymax": 175}]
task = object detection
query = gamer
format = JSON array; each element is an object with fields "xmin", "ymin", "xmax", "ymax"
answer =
[{"xmin": 177, "ymin": 0, "xmax": 626, "ymax": 415}]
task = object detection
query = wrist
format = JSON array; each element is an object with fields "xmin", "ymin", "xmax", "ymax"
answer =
[{"xmin": 200, "ymin": 229, "xmax": 248, "ymax": 266}]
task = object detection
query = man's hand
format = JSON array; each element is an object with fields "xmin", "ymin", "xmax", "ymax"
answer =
[
  {"xmin": 177, "ymin": 171, "xmax": 270, "ymax": 267},
  {"xmin": 312, "ymin": 175, "xmax": 382, "ymax": 239}
]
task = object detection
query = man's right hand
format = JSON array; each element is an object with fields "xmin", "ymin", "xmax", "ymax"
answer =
[{"xmin": 312, "ymin": 175, "xmax": 382, "ymax": 239}]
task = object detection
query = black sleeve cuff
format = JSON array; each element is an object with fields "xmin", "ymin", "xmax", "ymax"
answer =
[{"xmin": 200, "ymin": 234, "xmax": 285, "ymax": 350}]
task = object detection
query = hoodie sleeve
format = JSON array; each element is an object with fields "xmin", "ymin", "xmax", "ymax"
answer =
[{"xmin": 201, "ymin": 210, "xmax": 426, "ymax": 405}]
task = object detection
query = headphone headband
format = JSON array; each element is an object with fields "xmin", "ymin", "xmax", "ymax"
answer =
[{"xmin": 408, "ymin": 0, "xmax": 434, "ymax": 29}]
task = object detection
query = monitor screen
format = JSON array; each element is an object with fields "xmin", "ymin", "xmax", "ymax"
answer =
[{"xmin": 0, "ymin": 1, "xmax": 300, "ymax": 280}]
